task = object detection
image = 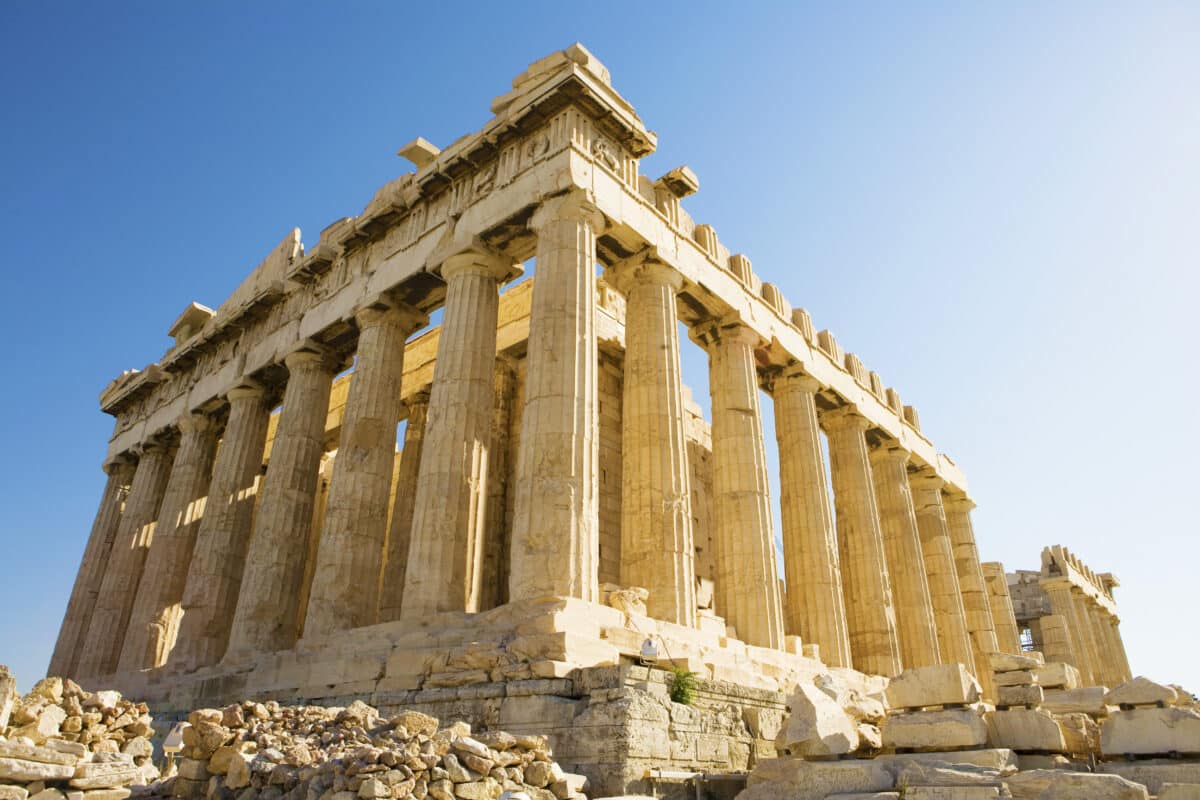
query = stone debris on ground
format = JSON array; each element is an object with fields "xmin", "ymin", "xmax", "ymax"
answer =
[
  {"xmin": 155, "ymin": 698, "xmax": 587, "ymax": 800},
  {"xmin": 743, "ymin": 665, "xmax": 1200, "ymax": 799},
  {"xmin": 0, "ymin": 668, "xmax": 159, "ymax": 800}
]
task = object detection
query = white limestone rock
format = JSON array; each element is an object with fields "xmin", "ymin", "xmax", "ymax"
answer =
[
  {"xmin": 1099, "ymin": 763, "xmax": 1200, "ymax": 795},
  {"xmin": 0, "ymin": 786, "xmax": 28, "ymax": 800},
  {"xmin": 987, "ymin": 652, "xmax": 1044, "ymax": 672},
  {"xmin": 0, "ymin": 758, "xmax": 76, "ymax": 782},
  {"xmin": 1158, "ymin": 785, "xmax": 1200, "ymax": 800},
  {"xmin": 1042, "ymin": 687, "xmax": 1108, "ymax": 715},
  {"xmin": 1106, "ymin": 676, "xmax": 1179, "ymax": 707},
  {"xmin": 1035, "ymin": 662, "xmax": 1081, "ymax": 690},
  {"xmin": 1006, "ymin": 769, "xmax": 1149, "ymax": 799},
  {"xmin": 885, "ymin": 665, "xmax": 981, "ymax": 710},
  {"xmin": 776, "ymin": 681, "xmax": 859, "ymax": 756},
  {"xmin": 741, "ymin": 759, "xmax": 893, "ymax": 800},
  {"xmin": 1101, "ymin": 707, "xmax": 1200, "ymax": 755},
  {"xmin": 880, "ymin": 708, "xmax": 988, "ymax": 751},
  {"xmin": 985, "ymin": 709, "xmax": 1066, "ymax": 752}
]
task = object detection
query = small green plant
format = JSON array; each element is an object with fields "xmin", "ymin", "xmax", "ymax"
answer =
[{"xmin": 669, "ymin": 667, "xmax": 697, "ymax": 705}]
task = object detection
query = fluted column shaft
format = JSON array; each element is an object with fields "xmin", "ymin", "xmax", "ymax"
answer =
[
  {"xmin": 509, "ymin": 192, "xmax": 603, "ymax": 603},
  {"xmin": 1038, "ymin": 612, "xmax": 1076, "ymax": 665},
  {"xmin": 981, "ymin": 561, "xmax": 1024, "ymax": 654},
  {"xmin": 481, "ymin": 359, "xmax": 516, "ymax": 610},
  {"xmin": 1042, "ymin": 580, "xmax": 1096, "ymax": 685},
  {"xmin": 171, "ymin": 385, "xmax": 271, "ymax": 671},
  {"xmin": 227, "ymin": 350, "xmax": 336, "ymax": 655},
  {"xmin": 403, "ymin": 255, "xmax": 506, "ymax": 617},
  {"xmin": 78, "ymin": 441, "xmax": 175, "ymax": 677},
  {"xmin": 824, "ymin": 408, "xmax": 901, "ymax": 675},
  {"xmin": 119, "ymin": 413, "xmax": 220, "ymax": 671},
  {"xmin": 944, "ymin": 496, "xmax": 999, "ymax": 689},
  {"xmin": 870, "ymin": 445, "xmax": 940, "ymax": 669},
  {"xmin": 910, "ymin": 472, "xmax": 976, "ymax": 674},
  {"xmin": 306, "ymin": 305, "xmax": 424, "ymax": 636},
  {"xmin": 699, "ymin": 320, "xmax": 784, "ymax": 650},
  {"xmin": 378, "ymin": 392, "xmax": 430, "ymax": 621},
  {"xmin": 1086, "ymin": 601, "xmax": 1117, "ymax": 686},
  {"xmin": 1106, "ymin": 614, "xmax": 1133, "ymax": 682},
  {"xmin": 49, "ymin": 458, "xmax": 136, "ymax": 678},
  {"xmin": 614, "ymin": 260, "xmax": 696, "ymax": 627},
  {"xmin": 773, "ymin": 371, "xmax": 851, "ymax": 667}
]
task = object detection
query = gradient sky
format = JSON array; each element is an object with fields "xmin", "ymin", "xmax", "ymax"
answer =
[{"xmin": 1, "ymin": 3, "xmax": 1196, "ymax": 694}]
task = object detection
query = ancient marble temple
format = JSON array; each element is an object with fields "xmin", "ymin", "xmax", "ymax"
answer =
[{"xmin": 50, "ymin": 45, "xmax": 1129, "ymax": 719}]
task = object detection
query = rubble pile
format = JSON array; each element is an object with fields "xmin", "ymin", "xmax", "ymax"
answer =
[
  {"xmin": 165, "ymin": 699, "xmax": 587, "ymax": 800},
  {"xmin": 0, "ymin": 667, "xmax": 158, "ymax": 800}
]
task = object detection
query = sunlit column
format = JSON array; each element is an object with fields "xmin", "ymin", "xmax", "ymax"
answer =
[
  {"xmin": 824, "ymin": 407, "xmax": 901, "ymax": 675},
  {"xmin": 119, "ymin": 412, "xmax": 219, "ymax": 671},
  {"xmin": 49, "ymin": 457, "xmax": 136, "ymax": 678},
  {"xmin": 227, "ymin": 348, "xmax": 338, "ymax": 656},
  {"xmin": 403, "ymin": 250, "xmax": 511, "ymax": 617},
  {"xmin": 773, "ymin": 368, "xmax": 851, "ymax": 666},
  {"xmin": 870, "ymin": 444, "xmax": 940, "ymax": 669},
  {"xmin": 509, "ymin": 190, "xmax": 604, "ymax": 603},
  {"xmin": 77, "ymin": 439, "xmax": 176, "ymax": 678}
]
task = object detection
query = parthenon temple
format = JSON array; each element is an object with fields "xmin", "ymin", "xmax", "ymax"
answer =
[{"xmin": 48, "ymin": 44, "xmax": 1162, "ymax": 790}]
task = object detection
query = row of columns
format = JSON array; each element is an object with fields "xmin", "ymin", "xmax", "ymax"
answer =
[
  {"xmin": 1041, "ymin": 577, "xmax": 1132, "ymax": 687},
  {"xmin": 53, "ymin": 188, "xmax": 1014, "ymax": 685}
]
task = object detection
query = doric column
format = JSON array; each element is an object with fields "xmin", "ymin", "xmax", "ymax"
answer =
[
  {"xmin": 981, "ymin": 561, "xmax": 1024, "ymax": 654},
  {"xmin": 1085, "ymin": 600, "xmax": 1116, "ymax": 686},
  {"xmin": 909, "ymin": 470, "xmax": 975, "ymax": 674},
  {"xmin": 694, "ymin": 318, "xmax": 784, "ymax": 649},
  {"xmin": 403, "ymin": 251, "xmax": 510, "ymax": 618},
  {"xmin": 119, "ymin": 412, "xmax": 220, "ymax": 671},
  {"xmin": 378, "ymin": 391, "xmax": 430, "ymax": 622},
  {"xmin": 226, "ymin": 348, "xmax": 337, "ymax": 657},
  {"xmin": 509, "ymin": 191, "xmax": 603, "ymax": 604},
  {"xmin": 77, "ymin": 440, "xmax": 175, "ymax": 678},
  {"xmin": 305, "ymin": 303, "xmax": 425, "ymax": 637},
  {"xmin": 1041, "ymin": 579, "xmax": 1096, "ymax": 685},
  {"xmin": 944, "ymin": 495, "xmax": 1000, "ymax": 688},
  {"xmin": 773, "ymin": 369, "xmax": 851, "ymax": 667},
  {"xmin": 49, "ymin": 457, "xmax": 136, "ymax": 678},
  {"xmin": 823, "ymin": 407, "xmax": 901, "ymax": 675},
  {"xmin": 609, "ymin": 256, "xmax": 696, "ymax": 627},
  {"xmin": 869, "ymin": 444, "xmax": 940, "ymax": 669},
  {"xmin": 1037, "ymin": 612, "xmax": 1076, "ymax": 666},
  {"xmin": 1106, "ymin": 614, "xmax": 1133, "ymax": 682},
  {"xmin": 171, "ymin": 384, "xmax": 271, "ymax": 672},
  {"xmin": 480, "ymin": 358, "xmax": 516, "ymax": 611}
]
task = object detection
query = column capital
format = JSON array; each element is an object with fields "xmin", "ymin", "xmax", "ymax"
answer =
[
  {"xmin": 402, "ymin": 387, "xmax": 432, "ymax": 417},
  {"xmin": 354, "ymin": 299, "xmax": 428, "ymax": 335},
  {"xmin": 226, "ymin": 379, "xmax": 266, "ymax": 403},
  {"xmin": 689, "ymin": 314, "xmax": 761, "ymax": 350},
  {"xmin": 439, "ymin": 245, "xmax": 520, "ymax": 283},
  {"xmin": 283, "ymin": 346, "xmax": 341, "ymax": 374},
  {"xmin": 133, "ymin": 437, "xmax": 174, "ymax": 458},
  {"xmin": 177, "ymin": 410, "xmax": 219, "ymax": 436},
  {"xmin": 907, "ymin": 466, "xmax": 945, "ymax": 494},
  {"xmin": 821, "ymin": 404, "xmax": 871, "ymax": 433},
  {"xmin": 868, "ymin": 442, "xmax": 911, "ymax": 465},
  {"xmin": 604, "ymin": 248, "xmax": 684, "ymax": 295},
  {"xmin": 943, "ymin": 493, "xmax": 977, "ymax": 513},
  {"xmin": 530, "ymin": 188, "xmax": 606, "ymax": 233},
  {"xmin": 102, "ymin": 455, "xmax": 137, "ymax": 478}
]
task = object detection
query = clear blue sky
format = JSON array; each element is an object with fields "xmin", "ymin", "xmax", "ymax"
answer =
[{"xmin": 1, "ymin": 3, "xmax": 1196, "ymax": 694}]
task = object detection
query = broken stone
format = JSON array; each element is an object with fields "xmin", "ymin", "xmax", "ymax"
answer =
[
  {"xmin": 985, "ymin": 709, "xmax": 1066, "ymax": 752},
  {"xmin": 885, "ymin": 665, "xmax": 981, "ymax": 710},
  {"xmin": 996, "ymin": 685, "xmax": 1044, "ymax": 707},
  {"xmin": 1005, "ymin": 770, "xmax": 1148, "ymax": 800},
  {"xmin": 1105, "ymin": 677, "xmax": 1179, "ymax": 708},
  {"xmin": 1101, "ymin": 707, "xmax": 1200, "ymax": 755},
  {"xmin": 741, "ymin": 759, "xmax": 894, "ymax": 800},
  {"xmin": 1035, "ymin": 663, "xmax": 1081, "ymax": 690},
  {"xmin": 880, "ymin": 708, "xmax": 988, "ymax": 751},
  {"xmin": 776, "ymin": 681, "xmax": 858, "ymax": 756},
  {"xmin": 987, "ymin": 652, "xmax": 1044, "ymax": 672}
]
